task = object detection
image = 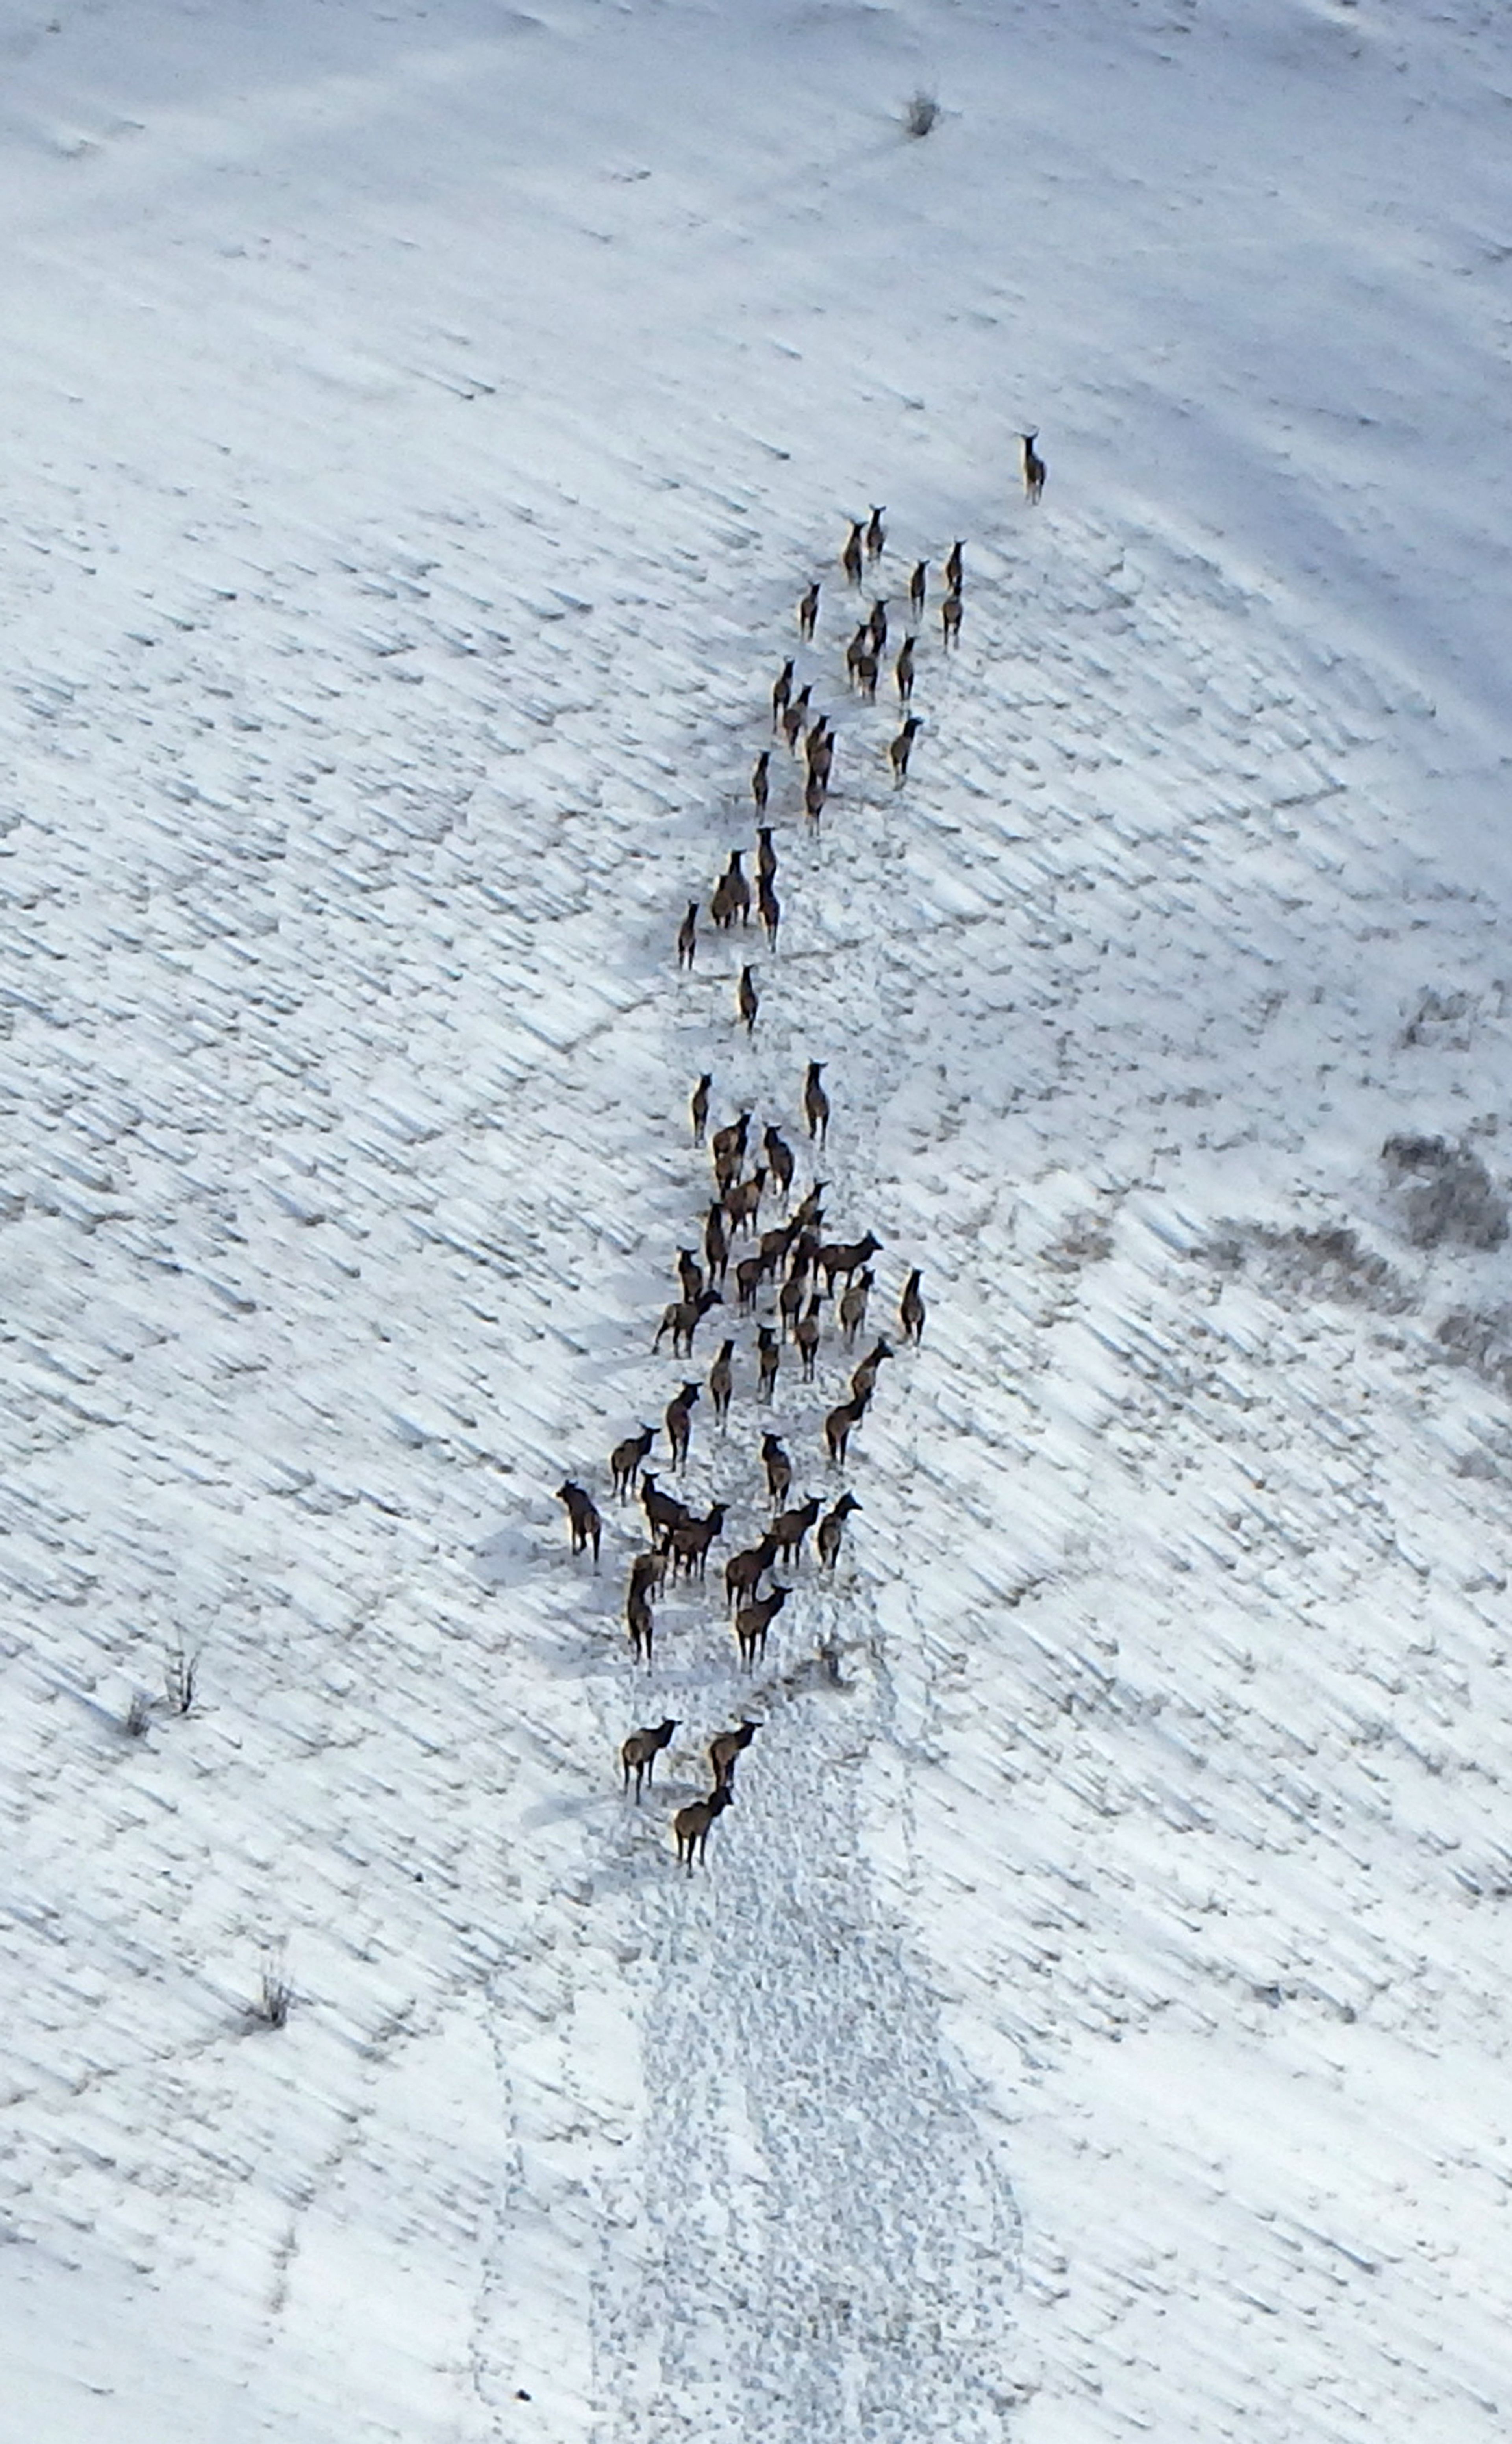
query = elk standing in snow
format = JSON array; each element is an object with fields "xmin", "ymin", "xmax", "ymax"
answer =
[
  {"xmin": 752, "ymin": 749, "xmax": 770, "ymax": 814},
  {"xmin": 944, "ymin": 540, "xmax": 964, "ymax": 595},
  {"xmin": 737, "ymin": 966, "xmax": 759, "ymax": 1036},
  {"xmin": 669, "ymin": 1500, "xmax": 728, "ymax": 1581},
  {"xmin": 795, "ymin": 1292, "xmax": 824, "ymax": 1382},
  {"xmin": 676, "ymin": 1247, "xmax": 704, "ymax": 1303},
  {"xmin": 895, "ymin": 636, "xmax": 916, "ymax": 702},
  {"xmin": 759, "ymin": 876, "xmax": 780, "ymax": 950},
  {"xmin": 899, "ymin": 1267, "xmax": 926, "ymax": 1344},
  {"xmin": 910, "ymin": 560, "xmax": 928, "ymax": 616},
  {"xmin": 654, "ymin": 1287, "xmax": 723, "ymax": 1358},
  {"xmin": 711, "ymin": 1112, "xmax": 750, "ymax": 1192},
  {"xmin": 772, "ymin": 658, "xmax": 795, "ymax": 729},
  {"xmin": 610, "ymin": 1425, "xmax": 656, "ymax": 1500},
  {"xmin": 724, "ymin": 1169, "xmax": 766, "ymax": 1238},
  {"xmin": 556, "ymin": 1480, "xmax": 602, "ymax": 1565},
  {"xmin": 817, "ymin": 1492, "xmax": 861, "ymax": 1571},
  {"xmin": 761, "ymin": 1430, "xmax": 793, "ymax": 1511},
  {"xmin": 839, "ymin": 1269, "xmax": 873, "ymax": 1346},
  {"xmin": 674, "ymin": 1784, "xmax": 732, "ymax": 1871},
  {"xmin": 665, "ymin": 1380, "xmax": 700, "ymax": 1472},
  {"xmin": 798, "ymin": 580, "xmax": 819, "ymax": 640},
  {"xmin": 842, "ymin": 520, "xmax": 865, "ymax": 586},
  {"xmin": 735, "ymin": 1583, "xmax": 790, "ymax": 1669},
  {"xmin": 824, "ymin": 1388, "xmax": 871, "ymax": 1466},
  {"xmin": 781, "ymin": 686, "xmax": 812, "ymax": 753},
  {"xmin": 626, "ymin": 1581, "xmax": 655, "ymax": 1666},
  {"xmin": 763, "ymin": 1125, "xmax": 794, "ymax": 1205},
  {"xmin": 640, "ymin": 1474, "xmax": 689, "ymax": 1545},
  {"xmin": 704, "ymin": 1201, "xmax": 729, "ymax": 1284},
  {"xmin": 851, "ymin": 1338, "xmax": 893, "ymax": 1403},
  {"xmin": 756, "ymin": 827, "xmax": 777, "ymax": 889},
  {"xmin": 691, "ymin": 1072, "xmax": 712, "ymax": 1145},
  {"xmin": 804, "ymin": 1061, "xmax": 830, "ymax": 1145},
  {"xmin": 941, "ymin": 593, "xmax": 962, "ymax": 650},
  {"xmin": 710, "ymin": 1719, "xmax": 760, "ymax": 1790},
  {"xmin": 846, "ymin": 624, "xmax": 872, "ymax": 690},
  {"xmin": 818, "ymin": 1230, "xmax": 882, "ymax": 1294},
  {"xmin": 889, "ymin": 717, "xmax": 922, "ymax": 785},
  {"xmin": 677, "ymin": 900, "xmax": 699, "ymax": 969},
  {"xmin": 868, "ymin": 599, "xmax": 888, "ymax": 656},
  {"xmin": 855, "ymin": 649, "xmax": 878, "ymax": 704},
  {"xmin": 771, "ymin": 1496, "xmax": 821, "ymax": 1568},
  {"xmin": 756, "ymin": 1324, "xmax": 780, "ymax": 1401},
  {"xmin": 708, "ymin": 1340, "xmax": 735, "ymax": 1427},
  {"xmin": 865, "ymin": 505, "xmax": 886, "ymax": 563},
  {"xmin": 622, "ymin": 1719, "xmax": 677, "ymax": 1800},
  {"xmin": 1021, "ymin": 430, "xmax": 1046, "ymax": 504},
  {"xmin": 725, "ymin": 1534, "xmax": 776, "ymax": 1612}
]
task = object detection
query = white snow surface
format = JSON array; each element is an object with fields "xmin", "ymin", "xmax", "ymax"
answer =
[{"xmin": 6, "ymin": 2, "xmax": 1512, "ymax": 2438}]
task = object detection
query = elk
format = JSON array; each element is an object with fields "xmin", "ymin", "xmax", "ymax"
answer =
[
  {"xmin": 734, "ymin": 1252, "xmax": 766, "ymax": 1312},
  {"xmin": 756, "ymin": 1324, "xmax": 780, "ymax": 1401},
  {"xmin": 674, "ymin": 1783, "xmax": 732, "ymax": 1871},
  {"xmin": 724, "ymin": 1168, "xmax": 767, "ymax": 1236},
  {"xmin": 708, "ymin": 1340, "xmax": 735, "ymax": 1427},
  {"xmin": 654, "ymin": 1287, "xmax": 723, "ymax": 1357},
  {"xmin": 640, "ymin": 1474, "xmax": 690, "ymax": 1545},
  {"xmin": 691, "ymin": 1073, "xmax": 712, "ymax": 1145},
  {"xmin": 711, "ymin": 1112, "xmax": 751, "ymax": 1191},
  {"xmin": 941, "ymin": 593, "xmax": 962, "ymax": 650},
  {"xmin": 762, "ymin": 1125, "xmax": 794, "ymax": 1204},
  {"xmin": 804, "ymin": 713, "xmax": 829, "ymax": 768},
  {"xmin": 626, "ymin": 1582, "xmax": 655, "ymax": 1665},
  {"xmin": 899, "ymin": 1267, "xmax": 926, "ymax": 1344},
  {"xmin": 737, "ymin": 966, "xmax": 759, "ymax": 1036},
  {"xmin": 865, "ymin": 505, "xmax": 886, "ymax": 563},
  {"xmin": 910, "ymin": 559, "xmax": 928, "ymax": 615},
  {"xmin": 677, "ymin": 899, "xmax": 699, "ymax": 969},
  {"xmin": 889, "ymin": 717, "xmax": 921, "ymax": 785},
  {"xmin": 722, "ymin": 849, "xmax": 751, "ymax": 927},
  {"xmin": 895, "ymin": 636, "xmax": 916, "ymax": 702},
  {"xmin": 778, "ymin": 1264, "xmax": 809, "ymax": 1338},
  {"xmin": 710, "ymin": 870, "xmax": 739, "ymax": 932},
  {"xmin": 610, "ymin": 1424, "xmax": 656, "ymax": 1499},
  {"xmin": 944, "ymin": 539, "xmax": 964, "ymax": 594},
  {"xmin": 842, "ymin": 519, "xmax": 864, "ymax": 586},
  {"xmin": 665, "ymin": 1380, "xmax": 700, "ymax": 1472},
  {"xmin": 556, "ymin": 1480, "xmax": 602, "ymax": 1565},
  {"xmin": 851, "ymin": 1338, "xmax": 894, "ymax": 1402},
  {"xmin": 795, "ymin": 1292, "xmax": 824, "ymax": 1382},
  {"xmin": 751, "ymin": 749, "xmax": 770, "ymax": 814},
  {"xmin": 772, "ymin": 658, "xmax": 795, "ymax": 729},
  {"xmin": 756, "ymin": 827, "xmax": 777, "ymax": 888},
  {"xmin": 622, "ymin": 1719, "xmax": 677, "ymax": 1800},
  {"xmin": 629, "ymin": 1545, "xmax": 669, "ymax": 1604},
  {"xmin": 669, "ymin": 1500, "xmax": 728, "ymax": 1581},
  {"xmin": 771, "ymin": 1495, "xmax": 821, "ymax": 1567},
  {"xmin": 839, "ymin": 1269, "xmax": 873, "ymax": 1346},
  {"xmin": 704, "ymin": 1201, "xmax": 729, "ymax": 1284},
  {"xmin": 854, "ymin": 649, "xmax": 878, "ymax": 702},
  {"xmin": 804, "ymin": 773, "xmax": 827, "ymax": 825},
  {"xmin": 846, "ymin": 625, "xmax": 871, "ymax": 689},
  {"xmin": 817, "ymin": 1232, "xmax": 882, "ymax": 1293},
  {"xmin": 792, "ymin": 1182, "xmax": 826, "ymax": 1231},
  {"xmin": 868, "ymin": 598, "xmax": 888, "ymax": 655},
  {"xmin": 677, "ymin": 1247, "xmax": 704, "ymax": 1303},
  {"xmin": 804, "ymin": 1060, "xmax": 830, "ymax": 1145},
  {"xmin": 798, "ymin": 580, "xmax": 819, "ymax": 640},
  {"xmin": 725, "ymin": 1533, "xmax": 776, "ymax": 1612},
  {"xmin": 824, "ymin": 1387, "xmax": 871, "ymax": 1466},
  {"xmin": 759, "ymin": 878, "xmax": 780, "ymax": 950},
  {"xmin": 809, "ymin": 734, "xmax": 834, "ymax": 788},
  {"xmin": 761, "ymin": 1431, "xmax": 793, "ymax": 1511},
  {"xmin": 735, "ymin": 1583, "xmax": 789, "ymax": 1668},
  {"xmin": 1021, "ymin": 430, "xmax": 1046, "ymax": 504},
  {"xmin": 781, "ymin": 686, "xmax": 812, "ymax": 752},
  {"xmin": 817, "ymin": 1492, "xmax": 860, "ymax": 1571},
  {"xmin": 710, "ymin": 1720, "xmax": 760, "ymax": 1790}
]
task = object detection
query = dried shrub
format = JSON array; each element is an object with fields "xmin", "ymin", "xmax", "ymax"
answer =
[
  {"xmin": 904, "ymin": 90, "xmax": 941, "ymax": 138},
  {"xmin": 249, "ymin": 1950, "xmax": 293, "ymax": 2030},
  {"xmin": 1382, "ymin": 1136, "xmax": 1507, "ymax": 1251}
]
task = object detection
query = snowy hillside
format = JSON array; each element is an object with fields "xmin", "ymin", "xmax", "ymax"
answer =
[{"xmin": 6, "ymin": 3, "xmax": 1512, "ymax": 2441}]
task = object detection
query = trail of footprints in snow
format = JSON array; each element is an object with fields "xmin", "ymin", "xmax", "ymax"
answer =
[{"xmin": 555, "ymin": 510, "xmax": 1025, "ymax": 2444}]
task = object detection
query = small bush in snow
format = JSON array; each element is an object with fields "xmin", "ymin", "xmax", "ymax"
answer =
[
  {"xmin": 904, "ymin": 91, "xmax": 941, "ymax": 139},
  {"xmin": 1382, "ymin": 1134, "xmax": 1508, "ymax": 1251},
  {"xmin": 250, "ymin": 1951, "xmax": 293, "ymax": 2030},
  {"xmin": 123, "ymin": 1688, "xmax": 154, "ymax": 1738},
  {"xmin": 163, "ymin": 1646, "xmax": 198, "ymax": 1716}
]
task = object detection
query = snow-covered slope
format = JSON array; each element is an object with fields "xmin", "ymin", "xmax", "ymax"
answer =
[{"xmin": 6, "ymin": 4, "xmax": 1512, "ymax": 2440}]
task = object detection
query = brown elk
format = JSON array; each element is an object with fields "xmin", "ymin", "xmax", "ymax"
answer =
[
  {"xmin": 810, "ymin": 733, "xmax": 834, "ymax": 788},
  {"xmin": 944, "ymin": 539, "xmax": 964, "ymax": 594},
  {"xmin": 804, "ymin": 1062, "xmax": 830, "ymax": 1145},
  {"xmin": 865, "ymin": 505, "xmax": 886, "ymax": 563},
  {"xmin": 691, "ymin": 1072, "xmax": 712, "ymax": 1145},
  {"xmin": 895, "ymin": 636, "xmax": 916, "ymax": 702},
  {"xmin": 792, "ymin": 1182, "xmax": 826, "ymax": 1230},
  {"xmin": 758, "ymin": 877, "xmax": 780, "ymax": 950},
  {"xmin": 710, "ymin": 870, "xmax": 739, "ymax": 932},
  {"xmin": 842, "ymin": 519, "xmax": 864, "ymax": 586},
  {"xmin": 771, "ymin": 1496, "xmax": 821, "ymax": 1567},
  {"xmin": 669, "ymin": 1500, "xmax": 728, "ymax": 1581},
  {"xmin": 674, "ymin": 1783, "xmax": 732, "ymax": 1871},
  {"xmin": 737, "ymin": 966, "xmax": 759, "ymax": 1036},
  {"xmin": 778, "ymin": 1264, "xmax": 808, "ymax": 1339},
  {"xmin": 899, "ymin": 1267, "xmax": 926, "ymax": 1344},
  {"xmin": 723, "ymin": 850, "xmax": 751, "ymax": 928},
  {"xmin": 708, "ymin": 1340, "xmax": 735, "ymax": 1427},
  {"xmin": 725, "ymin": 1533, "xmax": 776, "ymax": 1612},
  {"xmin": 734, "ymin": 1252, "xmax": 767, "ymax": 1312},
  {"xmin": 781, "ymin": 686, "xmax": 812, "ymax": 752},
  {"xmin": 804, "ymin": 773, "xmax": 827, "ymax": 825},
  {"xmin": 629, "ymin": 1546, "xmax": 669, "ymax": 1604},
  {"xmin": 889, "ymin": 717, "xmax": 922, "ymax": 784},
  {"xmin": 556, "ymin": 1480, "xmax": 602, "ymax": 1565},
  {"xmin": 677, "ymin": 1247, "xmax": 704, "ymax": 1303},
  {"xmin": 804, "ymin": 713, "xmax": 829, "ymax": 768},
  {"xmin": 1021, "ymin": 430, "xmax": 1045, "ymax": 504},
  {"xmin": 723, "ymin": 1168, "xmax": 767, "ymax": 1236},
  {"xmin": 665, "ymin": 1380, "xmax": 700, "ymax": 1471},
  {"xmin": 798, "ymin": 580, "xmax": 819, "ymax": 640},
  {"xmin": 824, "ymin": 1387, "xmax": 871, "ymax": 1466},
  {"xmin": 838, "ymin": 1270, "xmax": 873, "ymax": 1346},
  {"xmin": 704, "ymin": 1201, "xmax": 729, "ymax": 1283},
  {"xmin": 752, "ymin": 749, "xmax": 770, "ymax": 813},
  {"xmin": 846, "ymin": 624, "xmax": 871, "ymax": 689},
  {"xmin": 610, "ymin": 1425, "xmax": 656, "ymax": 1500},
  {"xmin": 817, "ymin": 1232, "xmax": 882, "ymax": 1294},
  {"xmin": 941, "ymin": 593, "xmax": 962, "ymax": 650},
  {"xmin": 756, "ymin": 1324, "xmax": 780, "ymax": 1401},
  {"xmin": 851, "ymin": 1338, "xmax": 894, "ymax": 1403},
  {"xmin": 795, "ymin": 1293, "xmax": 825, "ymax": 1382},
  {"xmin": 626, "ymin": 1581, "xmax": 655, "ymax": 1666},
  {"xmin": 640, "ymin": 1475, "xmax": 690, "ymax": 1545},
  {"xmin": 855, "ymin": 650, "xmax": 878, "ymax": 703},
  {"xmin": 654, "ymin": 1287, "xmax": 723, "ymax": 1357},
  {"xmin": 756, "ymin": 827, "xmax": 777, "ymax": 888},
  {"xmin": 772, "ymin": 658, "xmax": 795, "ymax": 728},
  {"xmin": 910, "ymin": 559, "xmax": 928, "ymax": 615},
  {"xmin": 868, "ymin": 599, "xmax": 888, "ymax": 655},
  {"xmin": 761, "ymin": 1431, "xmax": 793, "ymax": 1511},
  {"xmin": 710, "ymin": 1720, "xmax": 760, "ymax": 1790},
  {"xmin": 763, "ymin": 1126, "xmax": 794, "ymax": 1205},
  {"xmin": 817, "ymin": 1492, "xmax": 860, "ymax": 1571},
  {"xmin": 677, "ymin": 899, "xmax": 699, "ymax": 969},
  {"xmin": 711, "ymin": 1112, "xmax": 750, "ymax": 1191},
  {"xmin": 735, "ymin": 1583, "xmax": 790, "ymax": 1668},
  {"xmin": 622, "ymin": 1719, "xmax": 677, "ymax": 1800}
]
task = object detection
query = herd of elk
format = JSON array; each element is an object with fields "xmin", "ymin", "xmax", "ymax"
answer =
[{"xmin": 565, "ymin": 487, "xmax": 998, "ymax": 1864}]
